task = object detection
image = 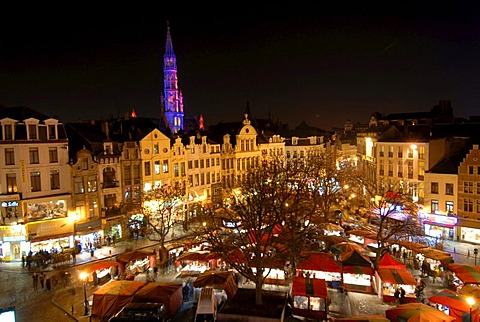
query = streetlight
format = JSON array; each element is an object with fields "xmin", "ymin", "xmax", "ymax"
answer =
[
  {"xmin": 467, "ymin": 296, "xmax": 475, "ymax": 322},
  {"xmin": 80, "ymin": 272, "xmax": 89, "ymax": 316}
]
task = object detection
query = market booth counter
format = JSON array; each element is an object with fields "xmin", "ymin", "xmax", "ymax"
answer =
[
  {"xmin": 291, "ymin": 276, "xmax": 329, "ymax": 321},
  {"xmin": 374, "ymin": 252, "xmax": 417, "ymax": 303},
  {"xmin": 116, "ymin": 250, "xmax": 156, "ymax": 279},
  {"xmin": 296, "ymin": 252, "xmax": 342, "ymax": 288},
  {"xmin": 341, "ymin": 250, "xmax": 374, "ymax": 293},
  {"xmin": 375, "ymin": 268, "xmax": 417, "ymax": 303}
]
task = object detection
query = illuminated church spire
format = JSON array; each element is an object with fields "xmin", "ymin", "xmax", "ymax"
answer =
[{"xmin": 163, "ymin": 22, "xmax": 184, "ymax": 134}]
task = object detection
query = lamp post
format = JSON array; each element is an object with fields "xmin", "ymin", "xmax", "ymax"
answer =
[
  {"xmin": 80, "ymin": 272, "xmax": 89, "ymax": 316},
  {"xmin": 467, "ymin": 296, "xmax": 475, "ymax": 322}
]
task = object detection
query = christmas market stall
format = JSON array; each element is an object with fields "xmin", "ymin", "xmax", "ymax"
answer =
[
  {"xmin": 446, "ymin": 263, "xmax": 480, "ymax": 291},
  {"xmin": 116, "ymin": 249, "xmax": 156, "ymax": 279},
  {"xmin": 374, "ymin": 252, "xmax": 417, "ymax": 303},
  {"xmin": 347, "ymin": 229, "xmax": 379, "ymax": 250},
  {"xmin": 291, "ymin": 276, "xmax": 329, "ymax": 321},
  {"xmin": 175, "ymin": 250, "xmax": 213, "ymax": 277},
  {"xmin": 341, "ymin": 250, "xmax": 374, "ymax": 293},
  {"xmin": 91, "ymin": 280, "xmax": 146, "ymax": 321},
  {"xmin": 132, "ymin": 282, "xmax": 183, "ymax": 319},
  {"xmin": 296, "ymin": 252, "xmax": 342, "ymax": 288},
  {"xmin": 76, "ymin": 259, "xmax": 123, "ymax": 284},
  {"xmin": 428, "ymin": 289, "xmax": 480, "ymax": 322}
]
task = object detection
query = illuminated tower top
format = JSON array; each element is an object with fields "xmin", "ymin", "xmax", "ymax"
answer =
[{"xmin": 163, "ymin": 22, "xmax": 184, "ymax": 134}]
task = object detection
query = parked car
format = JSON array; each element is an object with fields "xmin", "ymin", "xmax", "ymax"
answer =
[{"xmin": 108, "ymin": 302, "xmax": 167, "ymax": 322}]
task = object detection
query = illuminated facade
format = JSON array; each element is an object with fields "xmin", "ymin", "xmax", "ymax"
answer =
[{"xmin": 163, "ymin": 24, "xmax": 184, "ymax": 134}]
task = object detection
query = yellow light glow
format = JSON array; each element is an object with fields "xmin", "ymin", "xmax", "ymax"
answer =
[
  {"xmin": 467, "ymin": 297, "xmax": 475, "ymax": 307},
  {"xmin": 80, "ymin": 272, "xmax": 89, "ymax": 281}
]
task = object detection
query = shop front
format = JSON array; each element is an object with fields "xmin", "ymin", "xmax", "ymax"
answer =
[
  {"xmin": 0, "ymin": 225, "xmax": 28, "ymax": 261},
  {"xmin": 0, "ymin": 194, "xmax": 22, "ymax": 225},
  {"xmin": 26, "ymin": 218, "xmax": 73, "ymax": 253},
  {"xmin": 103, "ymin": 216, "xmax": 125, "ymax": 244},
  {"xmin": 421, "ymin": 213, "xmax": 457, "ymax": 241},
  {"xmin": 74, "ymin": 219, "xmax": 103, "ymax": 253}
]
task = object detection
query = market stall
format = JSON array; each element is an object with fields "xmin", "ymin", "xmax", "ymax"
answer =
[
  {"xmin": 296, "ymin": 252, "xmax": 342, "ymax": 287},
  {"xmin": 347, "ymin": 230, "xmax": 378, "ymax": 249},
  {"xmin": 192, "ymin": 270, "xmax": 238, "ymax": 299},
  {"xmin": 91, "ymin": 280, "xmax": 146, "ymax": 321},
  {"xmin": 446, "ymin": 263, "xmax": 480, "ymax": 291},
  {"xmin": 375, "ymin": 252, "xmax": 417, "ymax": 303},
  {"xmin": 76, "ymin": 260, "xmax": 123, "ymax": 284},
  {"xmin": 341, "ymin": 250, "xmax": 374, "ymax": 293},
  {"xmin": 291, "ymin": 276, "xmax": 328, "ymax": 321},
  {"xmin": 132, "ymin": 282, "xmax": 183, "ymax": 319},
  {"xmin": 116, "ymin": 250, "xmax": 156, "ymax": 279},
  {"xmin": 175, "ymin": 251, "xmax": 212, "ymax": 277},
  {"xmin": 428, "ymin": 289, "xmax": 480, "ymax": 322}
]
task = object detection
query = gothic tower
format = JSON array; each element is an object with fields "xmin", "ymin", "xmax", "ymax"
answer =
[{"xmin": 163, "ymin": 23, "xmax": 184, "ymax": 134}]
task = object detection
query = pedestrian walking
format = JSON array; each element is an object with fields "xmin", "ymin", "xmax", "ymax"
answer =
[
  {"xmin": 32, "ymin": 272, "xmax": 39, "ymax": 291},
  {"xmin": 39, "ymin": 272, "xmax": 45, "ymax": 289}
]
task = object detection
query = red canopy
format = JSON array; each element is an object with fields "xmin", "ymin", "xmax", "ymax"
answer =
[
  {"xmin": 291, "ymin": 276, "xmax": 328, "ymax": 298},
  {"xmin": 429, "ymin": 289, "xmax": 480, "ymax": 322},
  {"xmin": 447, "ymin": 263, "xmax": 480, "ymax": 284},
  {"xmin": 376, "ymin": 268, "xmax": 416, "ymax": 285},
  {"xmin": 378, "ymin": 253, "xmax": 406, "ymax": 269},
  {"xmin": 77, "ymin": 260, "xmax": 123, "ymax": 274},
  {"xmin": 297, "ymin": 252, "xmax": 342, "ymax": 273}
]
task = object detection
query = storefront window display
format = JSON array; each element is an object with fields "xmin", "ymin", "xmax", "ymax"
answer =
[
  {"xmin": 461, "ymin": 227, "xmax": 480, "ymax": 244},
  {"xmin": 30, "ymin": 236, "xmax": 70, "ymax": 253},
  {"xmin": 26, "ymin": 200, "xmax": 67, "ymax": 222}
]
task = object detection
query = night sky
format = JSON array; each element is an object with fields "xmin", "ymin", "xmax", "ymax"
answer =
[{"xmin": 2, "ymin": 3, "xmax": 480, "ymax": 130}]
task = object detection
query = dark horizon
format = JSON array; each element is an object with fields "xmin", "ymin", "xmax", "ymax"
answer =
[{"xmin": 2, "ymin": 3, "xmax": 480, "ymax": 130}]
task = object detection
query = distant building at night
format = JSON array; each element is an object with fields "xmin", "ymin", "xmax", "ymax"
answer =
[{"xmin": 162, "ymin": 23, "xmax": 184, "ymax": 134}]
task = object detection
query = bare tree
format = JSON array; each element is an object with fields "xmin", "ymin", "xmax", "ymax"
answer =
[
  {"xmin": 367, "ymin": 190, "xmax": 422, "ymax": 268},
  {"xmin": 138, "ymin": 184, "xmax": 185, "ymax": 262},
  {"xmin": 197, "ymin": 158, "xmax": 317, "ymax": 306}
]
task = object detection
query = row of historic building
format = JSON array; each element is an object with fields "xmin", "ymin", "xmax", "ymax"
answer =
[
  {"xmin": 349, "ymin": 99, "xmax": 480, "ymax": 245},
  {"xmin": 0, "ymin": 106, "xmax": 331, "ymax": 261}
]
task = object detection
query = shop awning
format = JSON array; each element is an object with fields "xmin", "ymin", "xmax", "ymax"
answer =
[
  {"xmin": 343, "ymin": 265, "xmax": 374, "ymax": 275},
  {"xmin": 377, "ymin": 268, "xmax": 416, "ymax": 285},
  {"xmin": 447, "ymin": 263, "xmax": 480, "ymax": 284},
  {"xmin": 429, "ymin": 289, "xmax": 480, "ymax": 322},
  {"xmin": 291, "ymin": 276, "xmax": 328, "ymax": 298},
  {"xmin": 297, "ymin": 252, "xmax": 342, "ymax": 273}
]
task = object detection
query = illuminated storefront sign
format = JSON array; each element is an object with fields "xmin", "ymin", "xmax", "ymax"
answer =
[{"xmin": 421, "ymin": 213, "xmax": 457, "ymax": 227}]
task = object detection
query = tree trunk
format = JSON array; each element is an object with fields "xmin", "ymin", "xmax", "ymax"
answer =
[{"xmin": 255, "ymin": 274, "xmax": 263, "ymax": 306}]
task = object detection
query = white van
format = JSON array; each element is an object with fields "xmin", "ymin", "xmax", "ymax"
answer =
[{"xmin": 195, "ymin": 288, "xmax": 217, "ymax": 322}]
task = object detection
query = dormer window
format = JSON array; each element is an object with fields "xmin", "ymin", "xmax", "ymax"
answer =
[
  {"xmin": 28, "ymin": 124, "xmax": 37, "ymax": 140},
  {"xmin": 48, "ymin": 124, "xmax": 56, "ymax": 139},
  {"xmin": 104, "ymin": 142, "xmax": 113, "ymax": 155},
  {"xmin": 4, "ymin": 124, "xmax": 13, "ymax": 140}
]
